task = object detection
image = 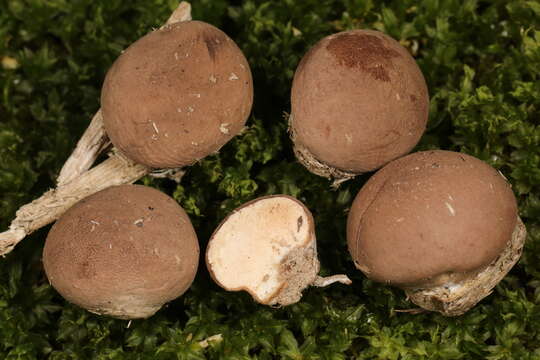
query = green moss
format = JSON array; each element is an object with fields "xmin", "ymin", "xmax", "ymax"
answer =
[{"xmin": 1, "ymin": 0, "xmax": 539, "ymax": 358}]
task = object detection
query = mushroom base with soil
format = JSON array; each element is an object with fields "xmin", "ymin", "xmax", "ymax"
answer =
[
  {"xmin": 206, "ymin": 195, "xmax": 351, "ymax": 306},
  {"xmin": 405, "ymin": 217, "xmax": 526, "ymax": 316},
  {"xmin": 289, "ymin": 116, "xmax": 356, "ymax": 187}
]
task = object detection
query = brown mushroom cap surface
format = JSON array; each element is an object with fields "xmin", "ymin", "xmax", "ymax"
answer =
[
  {"xmin": 43, "ymin": 184, "xmax": 199, "ymax": 319},
  {"xmin": 291, "ymin": 29, "xmax": 429, "ymax": 173},
  {"xmin": 347, "ymin": 150, "xmax": 518, "ymax": 287},
  {"xmin": 101, "ymin": 20, "xmax": 253, "ymax": 168}
]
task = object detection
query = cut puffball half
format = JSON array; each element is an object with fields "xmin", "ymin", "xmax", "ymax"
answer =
[{"xmin": 206, "ymin": 195, "xmax": 351, "ymax": 306}]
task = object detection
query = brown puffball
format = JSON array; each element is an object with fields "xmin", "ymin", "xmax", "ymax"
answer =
[
  {"xmin": 101, "ymin": 21, "xmax": 253, "ymax": 168},
  {"xmin": 347, "ymin": 150, "xmax": 526, "ymax": 316},
  {"xmin": 43, "ymin": 185, "xmax": 199, "ymax": 319},
  {"xmin": 290, "ymin": 29, "xmax": 429, "ymax": 181}
]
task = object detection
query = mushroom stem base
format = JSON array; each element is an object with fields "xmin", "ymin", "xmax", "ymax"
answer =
[
  {"xmin": 269, "ymin": 240, "xmax": 351, "ymax": 306},
  {"xmin": 313, "ymin": 274, "xmax": 352, "ymax": 287},
  {"xmin": 405, "ymin": 217, "xmax": 526, "ymax": 316},
  {"xmin": 288, "ymin": 115, "xmax": 357, "ymax": 187},
  {"xmin": 88, "ymin": 299, "xmax": 161, "ymax": 320}
]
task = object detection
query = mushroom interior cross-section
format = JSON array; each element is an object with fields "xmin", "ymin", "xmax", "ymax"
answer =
[{"xmin": 206, "ymin": 195, "xmax": 351, "ymax": 306}]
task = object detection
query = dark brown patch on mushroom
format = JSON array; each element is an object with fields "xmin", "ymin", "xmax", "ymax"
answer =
[
  {"xmin": 326, "ymin": 33, "xmax": 401, "ymax": 82},
  {"xmin": 202, "ymin": 30, "xmax": 225, "ymax": 61},
  {"xmin": 78, "ymin": 260, "xmax": 94, "ymax": 279},
  {"xmin": 410, "ymin": 94, "xmax": 417, "ymax": 102},
  {"xmin": 325, "ymin": 125, "xmax": 331, "ymax": 137},
  {"xmin": 297, "ymin": 216, "xmax": 303, "ymax": 232}
]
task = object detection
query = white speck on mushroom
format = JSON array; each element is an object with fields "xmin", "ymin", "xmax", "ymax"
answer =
[
  {"xmin": 185, "ymin": 53, "xmax": 189, "ymax": 58},
  {"xmin": 396, "ymin": 93, "xmax": 401, "ymax": 100},
  {"xmin": 448, "ymin": 194, "xmax": 454, "ymax": 201},
  {"xmin": 151, "ymin": 134, "xmax": 158, "ymax": 141},
  {"xmin": 239, "ymin": 63, "xmax": 245, "ymax": 69},
  {"xmin": 133, "ymin": 219, "xmax": 144, "ymax": 227},
  {"xmin": 109, "ymin": 244, "xmax": 112, "ymax": 249},
  {"xmin": 152, "ymin": 122, "xmax": 159, "ymax": 134},
  {"xmin": 414, "ymin": 167, "xmax": 420, "ymax": 170},
  {"xmin": 186, "ymin": 106, "xmax": 194, "ymax": 114},
  {"xmin": 345, "ymin": 134, "xmax": 353, "ymax": 144},
  {"xmin": 220, "ymin": 123, "xmax": 230, "ymax": 134},
  {"xmin": 174, "ymin": 52, "xmax": 179, "ymax": 60},
  {"xmin": 164, "ymin": 133, "xmax": 169, "ymax": 138},
  {"xmin": 191, "ymin": 141, "xmax": 198, "ymax": 146},
  {"xmin": 175, "ymin": 255, "xmax": 181, "ymax": 265},
  {"xmin": 445, "ymin": 202, "xmax": 456, "ymax": 216},
  {"xmin": 89, "ymin": 220, "xmax": 100, "ymax": 232},
  {"xmin": 190, "ymin": 93, "xmax": 201, "ymax": 98},
  {"xmin": 209, "ymin": 74, "xmax": 217, "ymax": 83},
  {"xmin": 177, "ymin": 107, "xmax": 182, "ymax": 113},
  {"xmin": 443, "ymin": 282, "xmax": 461, "ymax": 291},
  {"xmin": 228, "ymin": 72, "xmax": 239, "ymax": 81},
  {"xmin": 396, "ymin": 217, "xmax": 405, "ymax": 222}
]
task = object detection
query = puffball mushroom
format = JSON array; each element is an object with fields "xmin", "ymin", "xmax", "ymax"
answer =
[
  {"xmin": 206, "ymin": 195, "xmax": 351, "ymax": 306},
  {"xmin": 101, "ymin": 20, "xmax": 253, "ymax": 168},
  {"xmin": 347, "ymin": 150, "xmax": 526, "ymax": 316},
  {"xmin": 43, "ymin": 184, "xmax": 199, "ymax": 319},
  {"xmin": 290, "ymin": 29, "xmax": 429, "ymax": 184}
]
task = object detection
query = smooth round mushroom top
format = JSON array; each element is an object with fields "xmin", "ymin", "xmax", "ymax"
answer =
[
  {"xmin": 347, "ymin": 150, "xmax": 518, "ymax": 287},
  {"xmin": 101, "ymin": 20, "xmax": 253, "ymax": 168},
  {"xmin": 291, "ymin": 29, "xmax": 429, "ymax": 173},
  {"xmin": 43, "ymin": 184, "xmax": 199, "ymax": 319}
]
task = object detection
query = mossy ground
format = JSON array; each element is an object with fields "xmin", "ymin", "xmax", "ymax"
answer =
[{"xmin": 1, "ymin": 0, "xmax": 539, "ymax": 358}]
